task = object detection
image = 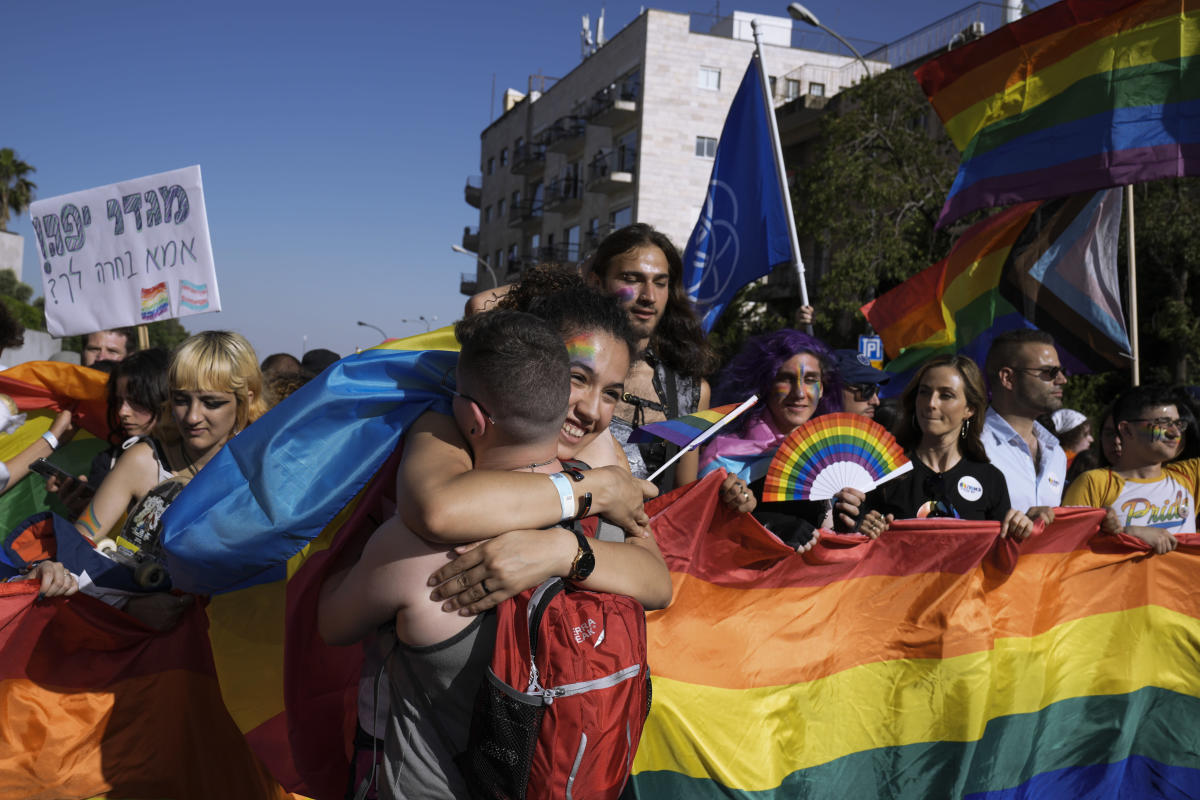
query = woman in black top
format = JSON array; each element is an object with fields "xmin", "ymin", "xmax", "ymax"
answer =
[{"xmin": 854, "ymin": 355, "xmax": 1034, "ymax": 540}]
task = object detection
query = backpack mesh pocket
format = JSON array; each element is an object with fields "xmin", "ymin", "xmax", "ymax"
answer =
[{"xmin": 459, "ymin": 668, "xmax": 545, "ymax": 800}]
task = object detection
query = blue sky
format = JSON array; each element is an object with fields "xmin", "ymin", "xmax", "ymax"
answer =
[{"xmin": 6, "ymin": 0, "xmax": 999, "ymax": 360}]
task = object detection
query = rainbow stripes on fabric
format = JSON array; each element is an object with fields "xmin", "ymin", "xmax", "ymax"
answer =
[
  {"xmin": 629, "ymin": 471, "xmax": 1200, "ymax": 798},
  {"xmin": 861, "ymin": 188, "xmax": 1130, "ymax": 392},
  {"xmin": 916, "ymin": 0, "xmax": 1200, "ymax": 226},
  {"xmin": 160, "ymin": 326, "xmax": 459, "ymax": 797},
  {"xmin": 763, "ymin": 412, "xmax": 909, "ymax": 502},
  {"xmin": 628, "ymin": 402, "xmax": 749, "ymax": 449}
]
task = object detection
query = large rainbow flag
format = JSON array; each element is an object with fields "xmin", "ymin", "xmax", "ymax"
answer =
[
  {"xmin": 860, "ymin": 188, "xmax": 1130, "ymax": 392},
  {"xmin": 630, "ymin": 470, "xmax": 1200, "ymax": 798},
  {"xmin": 916, "ymin": 0, "xmax": 1200, "ymax": 226},
  {"xmin": 160, "ymin": 326, "xmax": 459, "ymax": 798}
]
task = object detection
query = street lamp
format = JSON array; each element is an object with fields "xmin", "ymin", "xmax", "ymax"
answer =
[
  {"xmin": 786, "ymin": 3, "xmax": 873, "ymax": 79},
  {"xmin": 451, "ymin": 244, "xmax": 499, "ymax": 289},
  {"xmin": 400, "ymin": 315, "xmax": 437, "ymax": 332},
  {"xmin": 357, "ymin": 320, "xmax": 388, "ymax": 340}
]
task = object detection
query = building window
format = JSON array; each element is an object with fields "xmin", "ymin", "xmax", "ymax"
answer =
[
  {"xmin": 698, "ymin": 66, "xmax": 721, "ymax": 90},
  {"xmin": 769, "ymin": 76, "xmax": 777, "ymax": 97},
  {"xmin": 695, "ymin": 136, "xmax": 717, "ymax": 158},
  {"xmin": 494, "ymin": 250, "xmax": 503, "ymax": 268},
  {"xmin": 616, "ymin": 129, "xmax": 638, "ymax": 172},
  {"xmin": 486, "ymin": 157, "xmax": 495, "ymax": 175},
  {"xmin": 512, "ymin": 190, "xmax": 521, "ymax": 209},
  {"xmin": 610, "ymin": 206, "xmax": 632, "ymax": 229},
  {"xmin": 785, "ymin": 78, "xmax": 801, "ymax": 100},
  {"xmin": 809, "ymin": 82, "xmax": 825, "ymax": 97},
  {"xmin": 508, "ymin": 244, "xmax": 519, "ymax": 267},
  {"xmin": 564, "ymin": 225, "xmax": 580, "ymax": 261},
  {"xmin": 498, "ymin": 198, "xmax": 506, "ymax": 216},
  {"xmin": 500, "ymin": 147, "xmax": 508, "ymax": 166},
  {"xmin": 484, "ymin": 205, "xmax": 491, "ymax": 223}
]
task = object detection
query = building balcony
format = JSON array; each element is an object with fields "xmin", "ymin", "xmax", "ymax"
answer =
[
  {"xmin": 460, "ymin": 226, "xmax": 479, "ymax": 253},
  {"xmin": 507, "ymin": 199, "xmax": 543, "ymax": 231},
  {"xmin": 464, "ymin": 175, "xmax": 482, "ymax": 208},
  {"xmin": 545, "ymin": 116, "xmax": 587, "ymax": 155},
  {"xmin": 536, "ymin": 243, "xmax": 579, "ymax": 263},
  {"xmin": 460, "ymin": 271, "xmax": 478, "ymax": 296},
  {"xmin": 588, "ymin": 81, "xmax": 639, "ymax": 127},
  {"xmin": 512, "ymin": 142, "xmax": 546, "ymax": 176},
  {"xmin": 544, "ymin": 176, "xmax": 583, "ymax": 213},
  {"xmin": 586, "ymin": 149, "xmax": 636, "ymax": 194}
]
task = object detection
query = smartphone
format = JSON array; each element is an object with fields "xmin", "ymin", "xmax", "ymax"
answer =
[{"xmin": 30, "ymin": 459, "xmax": 97, "ymax": 500}]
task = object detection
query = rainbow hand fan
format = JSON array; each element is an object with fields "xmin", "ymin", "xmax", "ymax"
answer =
[{"xmin": 763, "ymin": 412, "xmax": 911, "ymax": 502}]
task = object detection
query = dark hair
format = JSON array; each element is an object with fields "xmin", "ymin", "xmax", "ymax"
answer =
[
  {"xmin": 713, "ymin": 329, "xmax": 842, "ymax": 432},
  {"xmin": 590, "ymin": 223, "xmax": 719, "ymax": 378},
  {"xmin": 1111, "ymin": 385, "xmax": 1181, "ymax": 427},
  {"xmin": 894, "ymin": 354, "xmax": 989, "ymax": 462},
  {"xmin": 0, "ymin": 302, "xmax": 25, "ymax": 351},
  {"xmin": 1173, "ymin": 386, "xmax": 1200, "ymax": 460},
  {"xmin": 454, "ymin": 311, "xmax": 570, "ymax": 445},
  {"xmin": 498, "ymin": 264, "xmax": 638, "ymax": 363},
  {"xmin": 261, "ymin": 352, "xmax": 302, "ymax": 377},
  {"xmin": 301, "ymin": 348, "xmax": 340, "ymax": 378},
  {"xmin": 984, "ymin": 329, "xmax": 1055, "ymax": 380},
  {"xmin": 106, "ymin": 348, "xmax": 170, "ymax": 442}
]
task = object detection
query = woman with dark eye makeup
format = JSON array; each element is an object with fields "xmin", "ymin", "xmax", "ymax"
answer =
[{"xmin": 73, "ymin": 331, "xmax": 266, "ymax": 546}]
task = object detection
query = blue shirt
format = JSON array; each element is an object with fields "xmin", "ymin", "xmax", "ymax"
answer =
[{"xmin": 981, "ymin": 408, "xmax": 1067, "ymax": 511}]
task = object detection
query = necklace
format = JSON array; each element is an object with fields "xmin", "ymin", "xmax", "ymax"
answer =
[{"xmin": 522, "ymin": 456, "xmax": 557, "ymax": 471}]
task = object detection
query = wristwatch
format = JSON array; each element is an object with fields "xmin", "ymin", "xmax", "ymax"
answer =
[{"xmin": 567, "ymin": 530, "xmax": 595, "ymax": 582}]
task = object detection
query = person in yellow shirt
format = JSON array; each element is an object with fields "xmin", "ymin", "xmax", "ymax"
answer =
[{"xmin": 1064, "ymin": 385, "xmax": 1199, "ymax": 553}]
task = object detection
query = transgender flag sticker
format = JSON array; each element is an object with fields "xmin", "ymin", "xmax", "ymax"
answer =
[
  {"xmin": 179, "ymin": 280, "xmax": 209, "ymax": 312},
  {"xmin": 140, "ymin": 282, "xmax": 170, "ymax": 321}
]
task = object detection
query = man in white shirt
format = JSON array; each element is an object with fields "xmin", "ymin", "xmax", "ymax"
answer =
[{"xmin": 982, "ymin": 330, "xmax": 1069, "ymax": 523}]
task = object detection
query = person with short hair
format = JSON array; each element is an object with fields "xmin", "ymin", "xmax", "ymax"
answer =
[
  {"xmin": 260, "ymin": 352, "xmax": 302, "ymax": 381},
  {"xmin": 834, "ymin": 349, "xmax": 890, "ymax": 420},
  {"xmin": 301, "ymin": 348, "xmax": 340, "ymax": 378},
  {"xmin": 981, "ymin": 330, "xmax": 1069, "ymax": 523},
  {"xmin": 589, "ymin": 224, "xmax": 719, "ymax": 488},
  {"xmin": 81, "ymin": 329, "xmax": 134, "ymax": 365},
  {"xmin": 1064, "ymin": 385, "xmax": 1199, "ymax": 553}
]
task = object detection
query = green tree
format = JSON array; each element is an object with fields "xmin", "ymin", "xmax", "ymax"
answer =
[
  {"xmin": 796, "ymin": 69, "xmax": 961, "ymax": 345},
  {"xmin": 0, "ymin": 269, "xmax": 44, "ymax": 332},
  {"xmin": 0, "ymin": 149, "xmax": 36, "ymax": 233},
  {"xmin": 146, "ymin": 317, "xmax": 191, "ymax": 351}
]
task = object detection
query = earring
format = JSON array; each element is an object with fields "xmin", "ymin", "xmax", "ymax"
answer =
[
  {"xmin": 470, "ymin": 427, "xmax": 477, "ymax": 435},
  {"xmin": 960, "ymin": 419, "xmax": 970, "ymax": 440}
]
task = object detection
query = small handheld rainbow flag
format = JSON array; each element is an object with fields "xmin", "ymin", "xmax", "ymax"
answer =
[{"xmin": 631, "ymin": 396, "xmax": 758, "ymax": 483}]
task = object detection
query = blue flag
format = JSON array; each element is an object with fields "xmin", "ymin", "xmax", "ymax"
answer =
[{"xmin": 683, "ymin": 58, "xmax": 793, "ymax": 332}]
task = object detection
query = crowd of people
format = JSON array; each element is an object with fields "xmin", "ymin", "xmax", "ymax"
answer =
[{"xmin": 2, "ymin": 222, "xmax": 1197, "ymax": 799}]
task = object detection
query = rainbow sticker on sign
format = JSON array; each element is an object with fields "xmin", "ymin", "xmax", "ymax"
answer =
[
  {"xmin": 179, "ymin": 280, "xmax": 209, "ymax": 312},
  {"xmin": 140, "ymin": 282, "xmax": 169, "ymax": 321}
]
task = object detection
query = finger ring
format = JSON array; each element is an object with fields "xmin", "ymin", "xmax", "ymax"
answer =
[{"xmin": 481, "ymin": 579, "xmax": 490, "ymax": 594}]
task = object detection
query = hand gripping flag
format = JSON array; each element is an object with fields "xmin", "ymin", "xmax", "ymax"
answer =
[{"xmin": 683, "ymin": 57, "xmax": 793, "ymax": 332}]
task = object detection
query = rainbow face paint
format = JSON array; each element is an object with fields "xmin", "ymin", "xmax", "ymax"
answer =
[
  {"xmin": 614, "ymin": 286, "xmax": 637, "ymax": 304},
  {"xmin": 564, "ymin": 333, "xmax": 598, "ymax": 365}
]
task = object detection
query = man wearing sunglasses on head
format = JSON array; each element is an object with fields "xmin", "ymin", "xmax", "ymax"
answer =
[
  {"xmin": 982, "ymin": 330, "xmax": 1070, "ymax": 525},
  {"xmin": 835, "ymin": 350, "xmax": 890, "ymax": 420},
  {"xmin": 1065, "ymin": 385, "xmax": 1199, "ymax": 552}
]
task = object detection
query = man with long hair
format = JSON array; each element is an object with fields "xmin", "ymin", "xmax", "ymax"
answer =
[{"xmin": 589, "ymin": 223, "xmax": 719, "ymax": 488}]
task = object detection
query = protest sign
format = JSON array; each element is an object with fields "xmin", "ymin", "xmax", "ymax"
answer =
[{"xmin": 28, "ymin": 166, "xmax": 220, "ymax": 337}]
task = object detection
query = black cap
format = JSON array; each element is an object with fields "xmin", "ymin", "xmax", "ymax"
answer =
[{"xmin": 834, "ymin": 349, "xmax": 890, "ymax": 385}]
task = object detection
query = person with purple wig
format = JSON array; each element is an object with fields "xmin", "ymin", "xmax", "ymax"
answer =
[{"xmin": 698, "ymin": 329, "xmax": 844, "ymax": 548}]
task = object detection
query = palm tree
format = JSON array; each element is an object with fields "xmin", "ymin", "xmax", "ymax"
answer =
[{"xmin": 0, "ymin": 149, "xmax": 37, "ymax": 233}]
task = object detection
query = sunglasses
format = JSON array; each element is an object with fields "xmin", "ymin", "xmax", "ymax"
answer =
[
  {"xmin": 847, "ymin": 383, "xmax": 879, "ymax": 402},
  {"xmin": 441, "ymin": 367, "xmax": 496, "ymax": 425},
  {"xmin": 1010, "ymin": 365, "xmax": 1068, "ymax": 381},
  {"xmin": 1128, "ymin": 417, "xmax": 1190, "ymax": 433}
]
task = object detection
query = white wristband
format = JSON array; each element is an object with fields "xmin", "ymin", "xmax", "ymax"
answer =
[
  {"xmin": 41, "ymin": 431, "xmax": 59, "ymax": 451},
  {"xmin": 547, "ymin": 472, "xmax": 576, "ymax": 523}
]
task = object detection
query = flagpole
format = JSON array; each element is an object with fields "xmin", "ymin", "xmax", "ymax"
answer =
[
  {"xmin": 646, "ymin": 395, "xmax": 759, "ymax": 483},
  {"xmin": 1124, "ymin": 184, "xmax": 1140, "ymax": 386},
  {"xmin": 750, "ymin": 19, "xmax": 811, "ymax": 334}
]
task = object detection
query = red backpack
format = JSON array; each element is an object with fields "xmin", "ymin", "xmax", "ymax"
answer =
[{"xmin": 459, "ymin": 573, "xmax": 651, "ymax": 800}]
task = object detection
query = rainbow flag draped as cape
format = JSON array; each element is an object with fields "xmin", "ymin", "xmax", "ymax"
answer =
[
  {"xmin": 860, "ymin": 188, "xmax": 1130, "ymax": 392},
  {"xmin": 916, "ymin": 0, "xmax": 1200, "ymax": 226},
  {"xmin": 160, "ymin": 327, "xmax": 458, "ymax": 798},
  {"xmin": 629, "ymin": 471, "xmax": 1200, "ymax": 798}
]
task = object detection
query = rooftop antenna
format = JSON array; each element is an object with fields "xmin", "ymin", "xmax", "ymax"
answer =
[
  {"xmin": 581, "ymin": 14, "xmax": 594, "ymax": 60},
  {"xmin": 597, "ymin": 7, "xmax": 606, "ymax": 47}
]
